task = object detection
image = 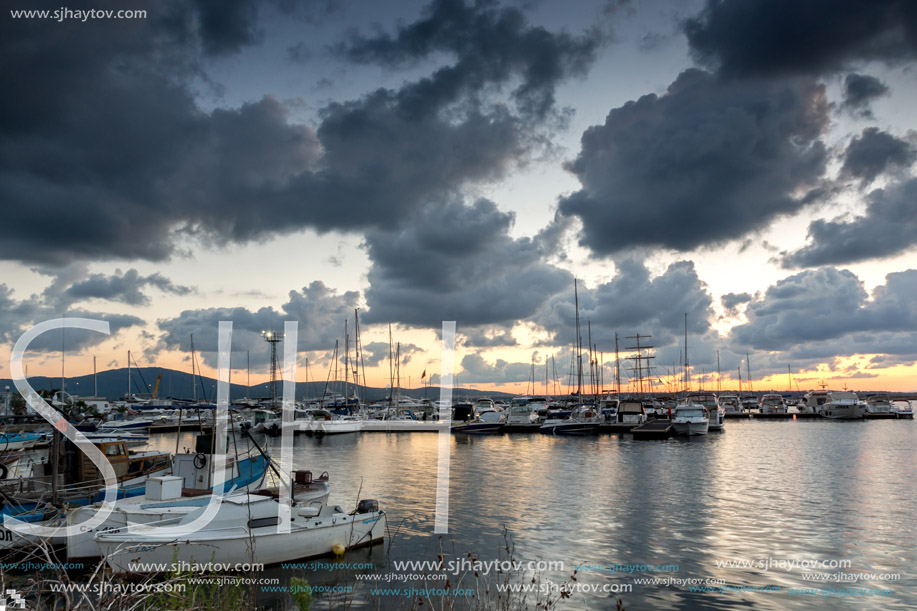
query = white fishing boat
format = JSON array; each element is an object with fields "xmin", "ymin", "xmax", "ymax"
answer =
[
  {"xmin": 249, "ymin": 409, "xmax": 281, "ymax": 434},
  {"xmin": 672, "ymin": 401, "xmax": 709, "ymax": 436},
  {"xmin": 892, "ymin": 399, "xmax": 914, "ymax": 419},
  {"xmin": 67, "ymin": 469, "xmax": 325, "ymax": 560},
  {"xmin": 819, "ymin": 391, "xmax": 865, "ymax": 420},
  {"xmin": 758, "ymin": 394, "xmax": 787, "ymax": 415},
  {"xmin": 95, "ymin": 492, "xmax": 385, "ymax": 573}
]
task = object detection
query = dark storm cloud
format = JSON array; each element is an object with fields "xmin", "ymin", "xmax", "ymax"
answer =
[
  {"xmin": 534, "ymin": 258, "xmax": 714, "ymax": 356},
  {"xmin": 337, "ymin": 0, "xmax": 602, "ymax": 120},
  {"xmin": 0, "ymin": 285, "xmax": 143, "ymax": 352},
  {"xmin": 780, "ymin": 177, "xmax": 917, "ymax": 268},
  {"xmin": 362, "ymin": 198, "xmax": 572, "ymax": 328},
  {"xmin": 684, "ymin": 0, "xmax": 917, "ymax": 77},
  {"xmin": 841, "ymin": 73, "xmax": 890, "ymax": 117},
  {"xmin": 155, "ymin": 281, "xmax": 360, "ymax": 368},
  {"xmin": 559, "ymin": 69, "xmax": 828, "ymax": 255},
  {"xmin": 1, "ymin": 0, "xmax": 601, "ymax": 266},
  {"xmin": 840, "ymin": 128, "xmax": 916, "ymax": 185},
  {"xmin": 61, "ymin": 270, "xmax": 193, "ymax": 306}
]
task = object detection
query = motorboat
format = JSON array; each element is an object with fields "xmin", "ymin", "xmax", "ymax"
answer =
[
  {"xmin": 539, "ymin": 405, "xmax": 601, "ymax": 435},
  {"xmin": 687, "ymin": 392, "xmax": 723, "ymax": 431},
  {"xmin": 758, "ymin": 394, "xmax": 787, "ymax": 415},
  {"xmin": 672, "ymin": 400, "xmax": 709, "ymax": 436},
  {"xmin": 451, "ymin": 403, "xmax": 504, "ymax": 433},
  {"xmin": 864, "ymin": 394, "xmax": 893, "ymax": 415},
  {"xmin": 613, "ymin": 400, "xmax": 647, "ymax": 426},
  {"xmin": 892, "ymin": 399, "xmax": 914, "ymax": 419},
  {"xmin": 505, "ymin": 398, "xmax": 540, "ymax": 428},
  {"xmin": 249, "ymin": 409, "xmax": 281, "ymax": 434},
  {"xmin": 95, "ymin": 492, "xmax": 385, "ymax": 573},
  {"xmin": 718, "ymin": 395, "xmax": 742, "ymax": 415},
  {"xmin": 819, "ymin": 391, "xmax": 865, "ymax": 419},
  {"xmin": 0, "ymin": 432, "xmax": 42, "ymax": 451},
  {"xmin": 740, "ymin": 396, "xmax": 759, "ymax": 413}
]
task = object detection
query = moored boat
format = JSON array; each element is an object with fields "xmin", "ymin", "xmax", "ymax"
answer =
[{"xmin": 95, "ymin": 492, "xmax": 385, "ymax": 573}]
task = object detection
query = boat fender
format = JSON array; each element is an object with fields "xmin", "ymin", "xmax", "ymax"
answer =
[
  {"xmin": 193, "ymin": 453, "xmax": 207, "ymax": 469},
  {"xmin": 332, "ymin": 543, "xmax": 345, "ymax": 556}
]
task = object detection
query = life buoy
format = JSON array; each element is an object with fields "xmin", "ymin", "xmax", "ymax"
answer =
[
  {"xmin": 0, "ymin": 463, "xmax": 8, "ymax": 480},
  {"xmin": 193, "ymin": 453, "xmax": 207, "ymax": 469}
]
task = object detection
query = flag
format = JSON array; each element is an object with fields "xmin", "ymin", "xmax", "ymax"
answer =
[{"xmin": 421, "ymin": 369, "xmax": 426, "ymax": 379}]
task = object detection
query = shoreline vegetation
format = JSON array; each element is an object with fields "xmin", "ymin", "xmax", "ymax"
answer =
[{"xmin": 1, "ymin": 527, "xmax": 623, "ymax": 610}]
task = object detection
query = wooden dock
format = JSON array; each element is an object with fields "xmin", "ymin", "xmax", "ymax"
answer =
[{"xmin": 631, "ymin": 419, "xmax": 673, "ymax": 440}]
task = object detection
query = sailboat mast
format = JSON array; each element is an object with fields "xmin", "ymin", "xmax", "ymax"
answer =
[
  {"xmin": 574, "ymin": 279, "xmax": 583, "ymax": 397},
  {"xmin": 93, "ymin": 355, "xmax": 97, "ymax": 397},
  {"xmin": 344, "ymin": 319, "xmax": 350, "ymax": 404},
  {"xmin": 683, "ymin": 313, "xmax": 689, "ymax": 393},
  {"xmin": 190, "ymin": 336, "xmax": 196, "ymax": 402},
  {"xmin": 716, "ymin": 350, "xmax": 721, "ymax": 394},
  {"xmin": 614, "ymin": 333, "xmax": 621, "ymax": 395},
  {"xmin": 388, "ymin": 324, "xmax": 395, "ymax": 408},
  {"xmin": 746, "ymin": 353, "xmax": 753, "ymax": 392}
]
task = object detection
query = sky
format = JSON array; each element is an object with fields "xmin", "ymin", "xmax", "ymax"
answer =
[{"xmin": 2, "ymin": 0, "xmax": 917, "ymax": 396}]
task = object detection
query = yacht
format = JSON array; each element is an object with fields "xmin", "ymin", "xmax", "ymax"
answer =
[
  {"xmin": 758, "ymin": 394, "xmax": 787, "ymax": 415},
  {"xmin": 539, "ymin": 405, "xmax": 601, "ymax": 435},
  {"xmin": 672, "ymin": 399, "xmax": 709, "ymax": 436},
  {"xmin": 819, "ymin": 391, "xmax": 866, "ymax": 420},
  {"xmin": 505, "ymin": 397, "xmax": 540, "ymax": 428},
  {"xmin": 687, "ymin": 392, "xmax": 723, "ymax": 431},
  {"xmin": 718, "ymin": 394, "xmax": 742, "ymax": 415},
  {"xmin": 613, "ymin": 400, "xmax": 647, "ymax": 426},
  {"xmin": 864, "ymin": 394, "xmax": 893, "ymax": 415}
]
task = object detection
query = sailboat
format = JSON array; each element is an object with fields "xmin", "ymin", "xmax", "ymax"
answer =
[
  {"xmin": 672, "ymin": 314, "xmax": 709, "ymax": 436},
  {"xmin": 540, "ymin": 280, "xmax": 601, "ymax": 435}
]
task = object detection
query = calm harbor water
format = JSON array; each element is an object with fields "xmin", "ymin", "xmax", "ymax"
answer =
[{"xmin": 146, "ymin": 418, "xmax": 917, "ymax": 610}]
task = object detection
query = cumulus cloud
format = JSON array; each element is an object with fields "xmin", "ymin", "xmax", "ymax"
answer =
[
  {"xmin": 558, "ymin": 69, "xmax": 828, "ymax": 255},
  {"xmin": 0, "ymin": 285, "xmax": 143, "ymax": 353},
  {"xmin": 729, "ymin": 268, "xmax": 917, "ymax": 359},
  {"xmin": 155, "ymin": 281, "xmax": 360, "ymax": 368},
  {"xmin": 840, "ymin": 128, "xmax": 916, "ymax": 186},
  {"xmin": 780, "ymin": 177, "xmax": 917, "ymax": 268},
  {"xmin": 362, "ymin": 198, "xmax": 572, "ymax": 327}
]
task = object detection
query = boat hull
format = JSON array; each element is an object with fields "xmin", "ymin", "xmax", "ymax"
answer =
[
  {"xmin": 672, "ymin": 420, "xmax": 709, "ymax": 436},
  {"xmin": 97, "ymin": 510, "xmax": 385, "ymax": 572}
]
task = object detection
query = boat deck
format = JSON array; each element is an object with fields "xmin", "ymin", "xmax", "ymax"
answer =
[{"xmin": 631, "ymin": 419, "xmax": 673, "ymax": 440}]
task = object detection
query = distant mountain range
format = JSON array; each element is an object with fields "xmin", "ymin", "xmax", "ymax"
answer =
[{"xmin": 0, "ymin": 367, "xmax": 513, "ymax": 402}]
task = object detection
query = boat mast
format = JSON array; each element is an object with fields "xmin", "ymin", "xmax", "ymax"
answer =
[
  {"xmin": 614, "ymin": 333, "xmax": 621, "ymax": 396},
  {"xmin": 574, "ymin": 279, "xmax": 583, "ymax": 398},
  {"xmin": 716, "ymin": 350, "xmax": 721, "ymax": 394},
  {"xmin": 746, "ymin": 352, "xmax": 753, "ymax": 393},
  {"xmin": 683, "ymin": 312, "xmax": 689, "ymax": 395},
  {"xmin": 93, "ymin": 355, "xmax": 97, "ymax": 397},
  {"xmin": 191, "ymin": 335, "xmax": 196, "ymax": 402},
  {"xmin": 388, "ymin": 324, "xmax": 395, "ymax": 409},
  {"xmin": 344, "ymin": 319, "xmax": 350, "ymax": 405}
]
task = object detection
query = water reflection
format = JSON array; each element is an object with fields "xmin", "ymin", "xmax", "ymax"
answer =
[{"xmin": 145, "ymin": 421, "xmax": 916, "ymax": 609}]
